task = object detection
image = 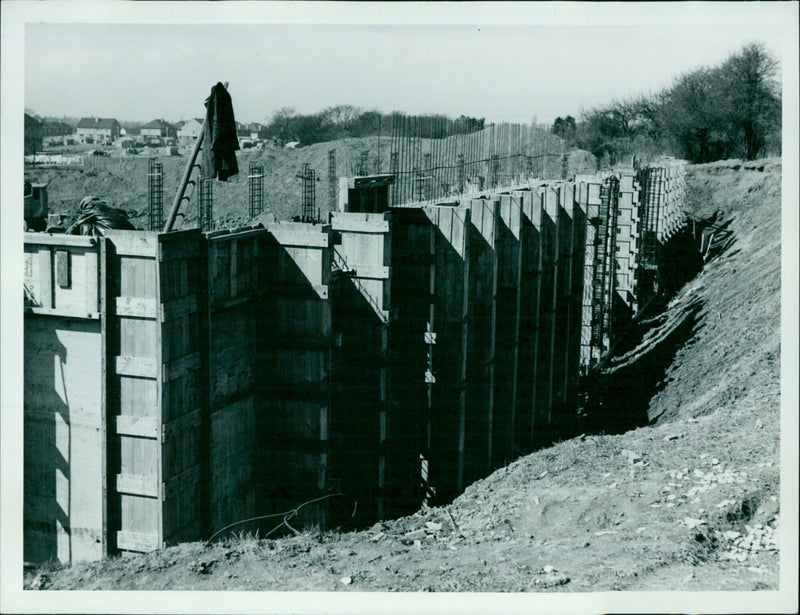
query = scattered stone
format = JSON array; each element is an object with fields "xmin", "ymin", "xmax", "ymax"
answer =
[
  {"xmin": 425, "ymin": 522, "xmax": 442, "ymax": 532},
  {"xmin": 699, "ymin": 454, "xmax": 708, "ymax": 460},
  {"xmin": 543, "ymin": 565, "xmax": 555, "ymax": 573},
  {"xmin": 340, "ymin": 576, "xmax": 352, "ymax": 585},
  {"xmin": 667, "ymin": 494, "xmax": 676, "ymax": 501},
  {"xmin": 755, "ymin": 419, "xmax": 763, "ymax": 429},
  {"xmin": 404, "ymin": 529, "xmax": 427, "ymax": 540},
  {"xmin": 711, "ymin": 458, "xmax": 720, "ymax": 465},
  {"xmin": 684, "ymin": 517, "xmax": 707, "ymax": 529},
  {"xmin": 413, "ymin": 540, "xmax": 422, "ymax": 549},
  {"xmin": 664, "ymin": 434, "xmax": 680, "ymax": 441},
  {"xmin": 28, "ymin": 573, "xmax": 50, "ymax": 590},
  {"xmin": 369, "ymin": 532, "xmax": 384, "ymax": 542},
  {"xmin": 621, "ymin": 449, "xmax": 643, "ymax": 465},
  {"xmin": 726, "ymin": 530, "xmax": 741, "ymax": 540},
  {"xmin": 693, "ymin": 469, "xmax": 705, "ymax": 478}
]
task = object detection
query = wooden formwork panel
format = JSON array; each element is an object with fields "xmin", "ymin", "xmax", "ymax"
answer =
[
  {"xmin": 465, "ymin": 198, "xmax": 498, "ymax": 485},
  {"xmin": 516, "ymin": 189, "xmax": 542, "ymax": 451},
  {"xmin": 261, "ymin": 223, "xmax": 331, "ymax": 529},
  {"xmin": 425, "ymin": 205, "xmax": 470, "ymax": 501},
  {"xmin": 24, "ymin": 234, "xmax": 101, "ymax": 319},
  {"xmin": 205, "ymin": 228, "xmax": 262, "ymax": 534},
  {"xmin": 493, "ymin": 193, "xmax": 523, "ymax": 467},
  {"xmin": 388, "ymin": 207, "xmax": 436, "ymax": 506},
  {"xmin": 24, "ymin": 315, "xmax": 106, "ymax": 564},
  {"xmin": 104, "ymin": 229, "xmax": 206, "ymax": 553},
  {"xmin": 565, "ymin": 184, "xmax": 587, "ymax": 409},
  {"xmin": 330, "ymin": 212, "xmax": 398, "ymax": 522},
  {"xmin": 552, "ymin": 184, "xmax": 574, "ymax": 416},
  {"xmin": 533, "ymin": 186, "xmax": 557, "ymax": 443}
]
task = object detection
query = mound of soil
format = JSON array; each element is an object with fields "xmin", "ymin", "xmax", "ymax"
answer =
[{"xmin": 25, "ymin": 137, "xmax": 595, "ymax": 232}]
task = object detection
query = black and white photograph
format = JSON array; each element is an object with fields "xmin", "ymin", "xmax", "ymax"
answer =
[{"xmin": 1, "ymin": 2, "xmax": 798, "ymax": 613}]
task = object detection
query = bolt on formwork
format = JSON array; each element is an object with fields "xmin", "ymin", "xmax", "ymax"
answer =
[
  {"xmin": 328, "ymin": 149, "xmax": 337, "ymax": 211},
  {"xmin": 248, "ymin": 161, "xmax": 264, "ymax": 219},
  {"xmin": 298, "ymin": 162, "xmax": 316, "ymax": 222},
  {"xmin": 147, "ymin": 158, "xmax": 164, "ymax": 231},
  {"xmin": 198, "ymin": 177, "xmax": 214, "ymax": 230}
]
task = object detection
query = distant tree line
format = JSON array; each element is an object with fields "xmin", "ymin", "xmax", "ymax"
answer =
[
  {"xmin": 556, "ymin": 43, "xmax": 781, "ymax": 164},
  {"xmin": 264, "ymin": 105, "xmax": 485, "ymax": 146}
]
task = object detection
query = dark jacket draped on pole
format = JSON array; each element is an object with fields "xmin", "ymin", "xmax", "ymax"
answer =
[{"xmin": 202, "ymin": 82, "xmax": 240, "ymax": 181}]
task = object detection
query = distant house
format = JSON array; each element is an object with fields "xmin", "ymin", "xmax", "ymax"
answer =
[
  {"xmin": 76, "ymin": 117, "xmax": 121, "ymax": 144},
  {"xmin": 141, "ymin": 119, "xmax": 177, "ymax": 141},
  {"xmin": 25, "ymin": 113, "xmax": 44, "ymax": 154},
  {"xmin": 42, "ymin": 121, "xmax": 74, "ymax": 146},
  {"xmin": 247, "ymin": 122, "xmax": 266, "ymax": 140},
  {"xmin": 178, "ymin": 118, "xmax": 203, "ymax": 143}
]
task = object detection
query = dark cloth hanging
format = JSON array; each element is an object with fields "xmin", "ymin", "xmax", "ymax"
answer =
[{"xmin": 201, "ymin": 82, "xmax": 240, "ymax": 181}]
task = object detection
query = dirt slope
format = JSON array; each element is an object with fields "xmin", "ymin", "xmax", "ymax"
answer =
[
  {"xmin": 25, "ymin": 139, "xmax": 597, "ymax": 230},
  {"xmin": 26, "ymin": 159, "xmax": 782, "ymax": 595}
]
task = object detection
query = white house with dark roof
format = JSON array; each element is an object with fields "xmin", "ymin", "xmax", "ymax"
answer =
[
  {"xmin": 141, "ymin": 119, "xmax": 177, "ymax": 140},
  {"xmin": 177, "ymin": 118, "xmax": 203, "ymax": 143},
  {"xmin": 76, "ymin": 117, "xmax": 121, "ymax": 144}
]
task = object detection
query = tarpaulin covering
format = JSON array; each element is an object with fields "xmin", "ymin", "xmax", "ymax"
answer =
[{"xmin": 67, "ymin": 196, "xmax": 135, "ymax": 236}]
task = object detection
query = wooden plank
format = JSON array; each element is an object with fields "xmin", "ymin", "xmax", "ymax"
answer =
[
  {"xmin": 162, "ymin": 351, "xmax": 201, "ymax": 381},
  {"xmin": 229, "ymin": 239, "xmax": 238, "ymax": 298},
  {"xmin": 25, "ymin": 306, "xmax": 100, "ymax": 319},
  {"xmin": 85, "ymin": 249, "xmax": 99, "ymax": 313},
  {"xmin": 100, "ymin": 237, "xmax": 109, "ymax": 558},
  {"xmin": 160, "ymin": 294, "xmax": 198, "ymax": 321},
  {"xmin": 268, "ymin": 229, "xmax": 330, "ymax": 248},
  {"xmin": 116, "ymin": 473, "xmax": 159, "ymax": 498},
  {"xmin": 116, "ymin": 530, "xmax": 160, "ymax": 552},
  {"xmin": 115, "ymin": 296, "xmax": 157, "ymax": 318},
  {"xmin": 115, "ymin": 415, "xmax": 159, "ymax": 439},
  {"xmin": 106, "ymin": 232, "xmax": 158, "ymax": 257},
  {"xmin": 38, "ymin": 247, "xmax": 53, "ymax": 309},
  {"xmin": 158, "ymin": 237, "xmax": 201, "ymax": 262},
  {"xmin": 162, "ymin": 464, "xmax": 201, "ymax": 500},
  {"xmin": 161, "ymin": 407, "xmax": 203, "ymax": 443},
  {"xmin": 24, "ymin": 233, "xmax": 96, "ymax": 247},
  {"xmin": 330, "ymin": 215, "xmax": 390, "ymax": 234},
  {"xmin": 55, "ymin": 250, "xmax": 71, "ymax": 288},
  {"xmin": 207, "ymin": 228, "xmax": 263, "ymax": 241},
  {"xmin": 115, "ymin": 356, "xmax": 158, "ymax": 379}
]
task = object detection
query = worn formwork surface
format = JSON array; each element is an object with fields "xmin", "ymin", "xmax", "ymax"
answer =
[
  {"xmin": 205, "ymin": 228, "xmax": 262, "ymax": 535},
  {"xmin": 24, "ymin": 234, "xmax": 105, "ymax": 564},
  {"xmin": 329, "ymin": 211, "xmax": 398, "ymax": 525},
  {"xmin": 259, "ymin": 221, "xmax": 333, "ymax": 531}
]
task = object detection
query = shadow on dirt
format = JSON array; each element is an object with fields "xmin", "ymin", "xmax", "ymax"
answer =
[{"xmin": 579, "ymin": 224, "xmax": 710, "ymax": 436}]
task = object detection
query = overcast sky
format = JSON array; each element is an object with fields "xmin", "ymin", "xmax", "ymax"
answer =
[{"xmin": 20, "ymin": 4, "xmax": 789, "ymax": 126}]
